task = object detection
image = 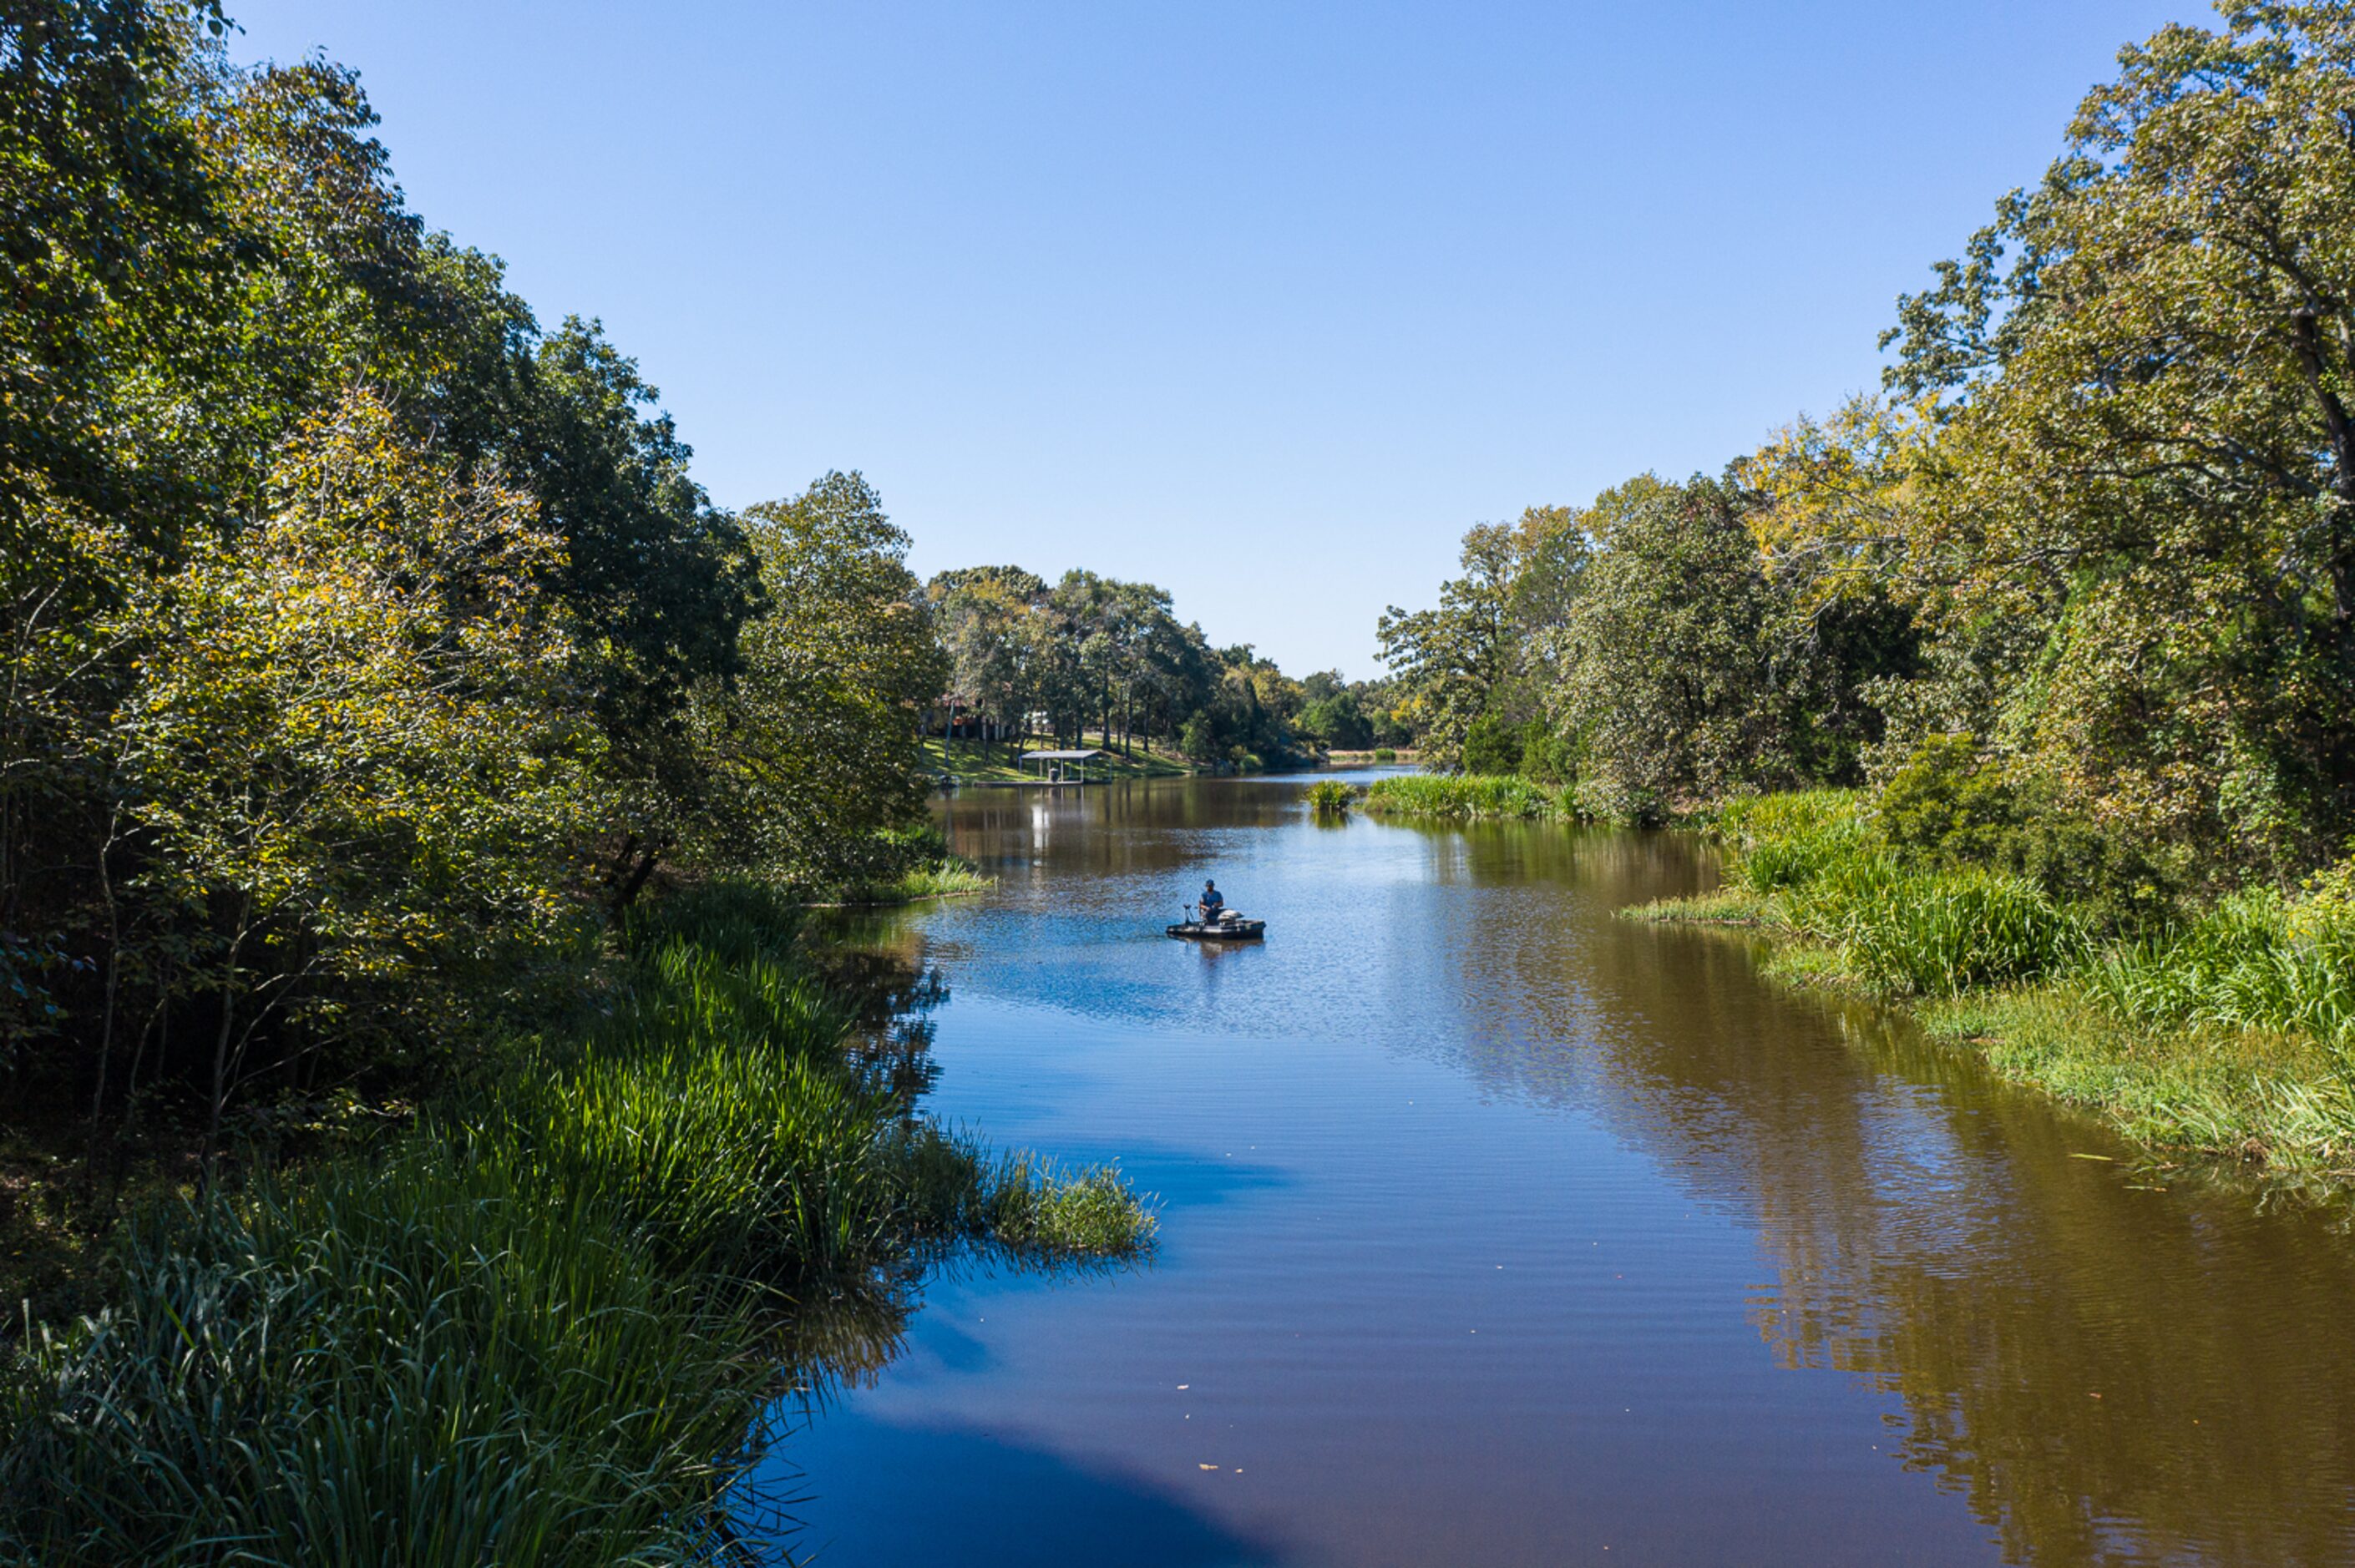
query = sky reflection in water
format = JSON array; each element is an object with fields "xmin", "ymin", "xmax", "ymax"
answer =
[{"xmin": 761, "ymin": 777, "xmax": 2355, "ymax": 1568}]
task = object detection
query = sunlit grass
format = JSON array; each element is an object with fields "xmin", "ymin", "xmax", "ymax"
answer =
[
  {"xmin": 1361, "ymin": 774, "xmax": 1569, "ymax": 821},
  {"xmin": 830, "ymin": 858, "xmax": 994, "ymax": 906},
  {"xmin": 1923, "ymin": 986, "xmax": 2355, "ymax": 1172},
  {"xmin": 1305, "ymin": 780, "xmax": 1354, "ymax": 814},
  {"xmin": 1633, "ymin": 789, "xmax": 2355, "ymax": 1177},
  {"xmin": 1623, "ymin": 888, "xmax": 1777, "ymax": 924}
]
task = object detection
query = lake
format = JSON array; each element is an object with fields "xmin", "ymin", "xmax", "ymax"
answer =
[{"xmin": 763, "ymin": 773, "xmax": 2355, "ymax": 1567}]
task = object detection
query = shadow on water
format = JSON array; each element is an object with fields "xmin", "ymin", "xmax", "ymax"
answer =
[{"xmin": 782, "ymin": 1410, "xmax": 1283, "ymax": 1568}]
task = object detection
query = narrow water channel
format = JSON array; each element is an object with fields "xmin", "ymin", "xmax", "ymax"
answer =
[{"xmin": 763, "ymin": 774, "xmax": 2355, "ymax": 1567}]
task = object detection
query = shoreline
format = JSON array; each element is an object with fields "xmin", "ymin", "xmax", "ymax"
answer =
[{"xmin": 1627, "ymin": 798, "xmax": 2355, "ymax": 1194}]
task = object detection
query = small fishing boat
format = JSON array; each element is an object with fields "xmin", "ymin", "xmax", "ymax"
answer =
[{"xmin": 1167, "ymin": 911, "xmax": 1266, "ymax": 941}]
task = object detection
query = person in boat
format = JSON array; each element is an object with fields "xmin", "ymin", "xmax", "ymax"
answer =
[{"xmin": 1197, "ymin": 880, "xmax": 1226, "ymax": 923}]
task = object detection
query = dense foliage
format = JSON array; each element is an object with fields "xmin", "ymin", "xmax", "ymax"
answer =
[
  {"xmin": 925, "ymin": 565, "xmax": 1390, "ymax": 769},
  {"xmin": 1380, "ymin": 3, "xmax": 2355, "ymax": 899},
  {"xmin": 0, "ymin": 19, "xmax": 1163, "ymax": 1554},
  {"xmin": 0, "ymin": 4, "xmax": 955, "ymax": 1172}
]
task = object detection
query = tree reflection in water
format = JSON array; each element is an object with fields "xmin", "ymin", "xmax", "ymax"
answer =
[
  {"xmin": 800, "ymin": 912, "xmax": 950, "ymax": 1110},
  {"xmin": 1420, "ymin": 818, "xmax": 2355, "ymax": 1568}
]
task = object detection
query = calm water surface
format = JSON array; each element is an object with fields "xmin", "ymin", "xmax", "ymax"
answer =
[{"xmin": 763, "ymin": 775, "xmax": 2355, "ymax": 1567}]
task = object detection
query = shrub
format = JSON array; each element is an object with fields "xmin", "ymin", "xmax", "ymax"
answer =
[
  {"xmin": 1460, "ymin": 712, "xmax": 1525, "ymax": 776},
  {"xmin": 1372, "ymin": 746, "xmax": 1398, "ymax": 763},
  {"xmin": 1875, "ymin": 733, "xmax": 2022, "ymax": 864},
  {"xmin": 1874, "ymin": 736, "xmax": 2177, "ymax": 933},
  {"xmin": 1518, "ymin": 721, "xmax": 1578, "ymax": 786}
]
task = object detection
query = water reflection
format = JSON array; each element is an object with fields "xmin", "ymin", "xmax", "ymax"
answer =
[
  {"xmin": 780, "ymin": 779, "xmax": 2355, "ymax": 1566},
  {"xmin": 1407, "ymin": 819, "xmax": 2355, "ymax": 1565},
  {"xmin": 799, "ymin": 914, "xmax": 950, "ymax": 1107}
]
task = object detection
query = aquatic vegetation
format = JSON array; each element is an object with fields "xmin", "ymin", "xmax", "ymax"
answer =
[
  {"xmin": 1922, "ymin": 986, "xmax": 2355, "ymax": 1174},
  {"xmin": 0, "ymin": 883, "xmax": 1152, "ymax": 1565},
  {"xmin": 1718, "ymin": 790, "xmax": 1875, "ymax": 894},
  {"xmin": 985, "ymin": 1157, "xmax": 1162, "ymax": 1256},
  {"xmin": 1306, "ymin": 780, "xmax": 1355, "ymax": 814},
  {"xmin": 1361, "ymin": 774, "xmax": 1570, "ymax": 821}
]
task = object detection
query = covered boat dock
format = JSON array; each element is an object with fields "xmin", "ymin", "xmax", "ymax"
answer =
[{"xmin": 1018, "ymin": 748, "xmax": 1107, "ymax": 785}]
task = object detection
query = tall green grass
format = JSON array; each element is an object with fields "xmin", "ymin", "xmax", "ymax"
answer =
[
  {"xmin": 1831, "ymin": 868, "xmax": 2089, "ymax": 999},
  {"xmin": 1361, "ymin": 774, "xmax": 1568, "ymax": 821},
  {"xmin": 1713, "ymin": 792, "xmax": 2088, "ymax": 997},
  {"xmin": 0, "ymin": 1144, "xmax": 775, "ymax": 1567},
  {"xmin": 1645, "ymin": 788, "xmax": 2355, "ymax": 1171},
  {"xmin": 0, "ymin": 881, "xmax": 1154, "ymax": 1565},
  {"xmin": 1305, "ymin": 780, "xmax": 1354, "ymax": 814},
  {"xmin": 2079, "ymin": 890, "xmax": 2355, "ymax": 1048},
  {"xmin": 1718, "ymin": 790, "xmax": 1874, "ymax": 893}
]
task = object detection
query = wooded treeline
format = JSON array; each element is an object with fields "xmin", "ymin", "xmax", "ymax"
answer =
[
  {"xmin": 1380, "ymin": 3, "xmax": 2355, "ymax": 911},
  {"xmin": 926, "ymin": 564, "xmax": 1407, "ymax": 766},
  {"xmin": 0, "ymin": 3, "xmax": 949, "ymax": 1154}
]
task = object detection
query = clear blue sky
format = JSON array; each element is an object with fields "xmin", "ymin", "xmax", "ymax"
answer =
[{"xmin": 228, "ymin": 0, "xmax": 2203, "ymax": 680}]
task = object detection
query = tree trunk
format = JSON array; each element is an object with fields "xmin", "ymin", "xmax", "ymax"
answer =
[
  {"xmin": 91, "ymin": 810, "xmax": 122, "ymax": 1131},
  {"xmin": 202, "ymin": 898, "xmax": 253, "ymax": 1193},
  {"xmin": 610, "ymin": 838, "xmax": 667, "ymax": 918}
]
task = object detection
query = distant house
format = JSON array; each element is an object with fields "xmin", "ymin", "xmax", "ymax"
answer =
[{"xmin": 926, "ymin": 693, "xmax": 994, "ymax": 741}]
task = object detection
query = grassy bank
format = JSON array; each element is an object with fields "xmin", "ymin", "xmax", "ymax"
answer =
[
  {"xmin": 1360, "ymin": 773, "xmax": 1572, "ymax": 821},
  {"xmin": 0, "ymin": 884, "xmax": 1152, "ymax": 1565},
  {"xmin": 825, "ymin": 858, "xmax": 995, "ymax": 906},
  {"xmin": 921, "ymin": 736, "xmax": 1194, "ymax": 783},
  {"xmin": 1635, "ymin": 792, "xmax": 2355, "ymax": 1177}
]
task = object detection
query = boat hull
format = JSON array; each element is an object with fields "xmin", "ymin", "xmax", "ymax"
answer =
[{"xmin": 1167, "ymin": 920, "xmax": 1265, "ymax": 940}]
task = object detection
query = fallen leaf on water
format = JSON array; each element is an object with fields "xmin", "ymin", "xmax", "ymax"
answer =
[{"xmin": 2069, "ymin": 1153, "xmax": 2114, "ymax": 1161}]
